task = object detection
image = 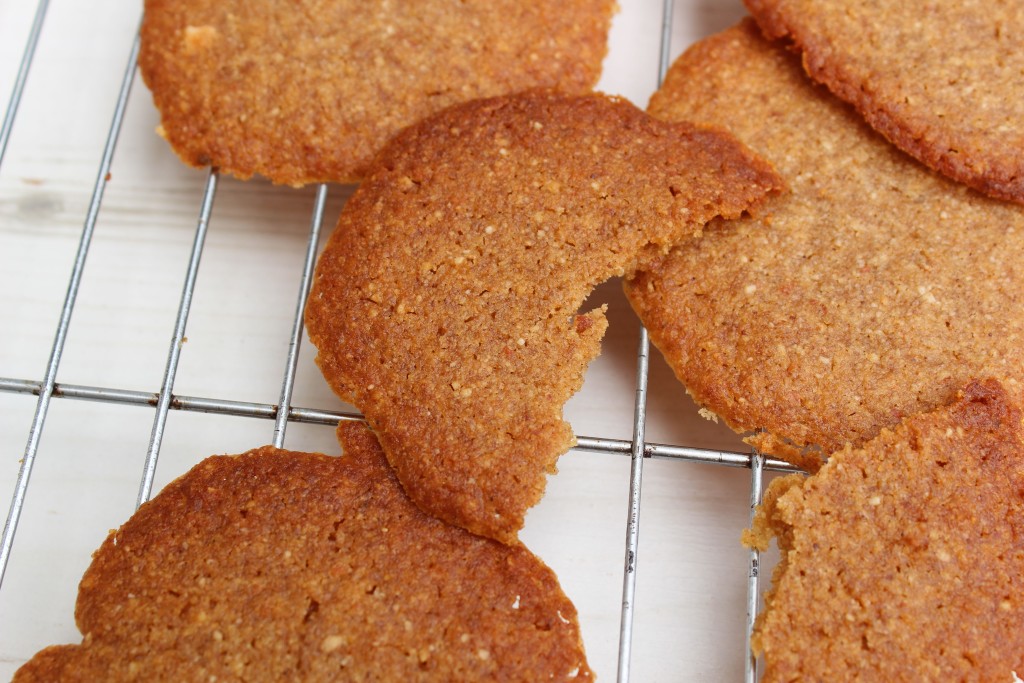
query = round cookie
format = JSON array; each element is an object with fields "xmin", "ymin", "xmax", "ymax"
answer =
[
  {"xmin": 305, "ymin": 90, "xmax": 782, "ymax": 542},
  {"xmin": 744, "ymin": 379, "xmax": 1024, "ymax": 681},
  {"xmin": 139, "ymin": 0, "xmax": 616, "ymax": 186},
  {"xmin": 13, "ymin": 423, "xmax": 592, "ymax": 682},
  {"xmin": 743, "ymin": 0, "xmax": 1024, "ymax": 204},
  {"xmin": 628, "ymin": 21, "xmax": 1024, "ymax": 470}
]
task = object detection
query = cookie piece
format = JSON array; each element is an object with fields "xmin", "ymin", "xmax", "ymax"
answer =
[
  {"xmin": 629, "ymin": 21, "xmax": 1024, "ymax": 470},
  {"xmin": 743, "ymin": 0, "xmax": 1024, "ymax": 204},
  {"xmin": 305, "ymin": 90, "xmax": 782, "ymax": 542},
  {"xmin": 744, "ymin": 379, "xmax": 1024, "ymax": 681},
  {"xmin": 139, "ymin": 0, "xmax": 616, "ymax": 186},
  {"xmin": 13, "ymin": 423, "xmax": 592, "ymax": 682}
]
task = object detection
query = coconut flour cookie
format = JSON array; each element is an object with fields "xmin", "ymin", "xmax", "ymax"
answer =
[
  {"xmin": 13, "ymin": 423, "xmax": 592, "ymax": 682},
  {"xmin": 743, "ymin": 0, "xmax": 1024, "ymax": 204},
  {"xmin": 306, "ymin": 90, "xmax": 782, "ymax": 542},
  {"xmin": 744, "ymin": 379, "xmax": 1024, "ymax": 681},
  {"xmin": 139, "ymin": 0, "xmax": 616, "ymax": 185},
  {"xmin": 628, "ymin": 21, "xmax": 1024, "ymax": 470}
]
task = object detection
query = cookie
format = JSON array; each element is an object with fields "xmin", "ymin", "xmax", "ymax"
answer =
[
  {"xmin": 305, "ymin": 90, "xmax": 782, "ymax": 542},
  {"xmin": 628, "ymin": 21, "xmax": 1024, "ymax": 470},
  {"xmin": 13, "ymin": 423, "xmax": 592, "ymax": 682},
  {"xmin": 139, "ymin": 0, "xmax": 616, "ymax": 186},
  {"xmin": 743, "ymin": 379, "xmax": 1024, "ymax": 681},
  {"xmin": 743, "ymin": 0, "xmax": 1024, "ymax": 204}
]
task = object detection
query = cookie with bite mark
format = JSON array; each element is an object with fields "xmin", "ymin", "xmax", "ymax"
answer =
[{"xmin": 306, "ymin": 89, "xmax": 782, "ymax": 541}]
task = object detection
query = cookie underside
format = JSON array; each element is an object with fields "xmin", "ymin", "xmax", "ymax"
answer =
[
  {"xmin": 746, "ymin": 379, "xmax": 1024, "ymax": 681},
  {"xmin": 744, "ymin": 0, "xmax": 1024, "ymax": 204},
  {"xmin": 139, "ymin": 0, "xmax": 616, "ymax": 185},
  {"xmin": 13, "ymin": 423, "xmax": 593, "ymax": 682},
  {"xmin": 629, "ymin": 20, "xmax": 1024, "ymax": 469}
]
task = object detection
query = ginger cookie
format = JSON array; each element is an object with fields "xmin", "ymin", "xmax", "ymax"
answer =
[
  {"xmin": 628, "ymin": 21, "xmax": 1024, "ymax": 470},
  {"xmin": 743, "ymin": 0, "xmax": 1024, "ymax": 204},
  {"xmin": 13, "ymin": 423, "xmax": 592, "ymax": 682},
  {"xmin": 139, "ymin": 0, "xmax": 616, "ymax": 186},
  {"xmin": 305, "ymin": 90, "xmax": 782, "ymax": 542},
  {"xmin": 744, "ymin": 379, "xmax": 1024, "ymax": 681}
]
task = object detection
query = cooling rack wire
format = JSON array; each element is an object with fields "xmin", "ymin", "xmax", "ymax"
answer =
[{"xmin": 0, "ymin": 1, "xmax": 800, "ymax": 680}]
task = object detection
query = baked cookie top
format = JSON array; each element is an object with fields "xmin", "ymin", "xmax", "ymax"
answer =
[
  {"xmin": 13, "ymin": 423, "xmax": 592, "ymax": 682},
  {"xmin": 629, "ymin": 20, "xmax": 1024, "ymax": 470},
  {"xmin": 744, "ymin": 379, "xmax": 1024, "ymax": 681},
  {"xmin": 139, "ymin": 0, "xmax": 616, "ymax": 186},
  {"xmin": 743, "ymin": 0, "xmax": 1024, "ymax": 204},
  {"xmin": 306, "ymin": 90, "xmax": 782, "ymax": 542}
]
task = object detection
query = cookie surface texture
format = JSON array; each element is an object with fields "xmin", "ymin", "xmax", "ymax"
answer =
[
  {"xmin": 139, "ymin": 0, "xmax": 616, "ymax": 185},
  {"xmin": 744, "ymin": 379, "xmax": 1024, "ymax": 681},
  {"xmin": 306, "ymin": 90, "xmax": 782, "ymax": 542},
  {"xmin": 629, "ymin": 21, "xmax": 1024, "ymax": 469},
  {"xmin": 13, "ymin": 423, "xmax": 592, "ymax": 682},
  {"xmin": 743, "ymin": 0, "xmax": 1024, "ymax": 204}
]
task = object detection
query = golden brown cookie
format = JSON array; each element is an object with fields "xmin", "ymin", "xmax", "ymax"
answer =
[
  {"xmin": 305, "ymin": 90, "xmax": 782, "ymax": 542},
  {"xmin": 744, "ymin": 379, "xmax": 1024, "ymax": 681},
  {"xmin": 139, "ymin": 0, "xmax": 616, "ymax": 186},
  {"xmin": 743, "ymin": 0, "xmax": 1024, "ymax": 204},
  {"xmin": 13, "ymin": 423, "xmax": 592, "ymax": 682},
  {"xmin": 628, "ymin": 21, "xmax": 1024, "ymax": 470}
]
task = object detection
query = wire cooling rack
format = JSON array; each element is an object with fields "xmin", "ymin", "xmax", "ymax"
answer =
[{"xmin": 0, "ymin": 1, "xmax": 799, "ymax": 680}]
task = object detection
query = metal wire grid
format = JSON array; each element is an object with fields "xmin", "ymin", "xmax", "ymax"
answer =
[{"xmin": 0, "ymin": 1, "xmax": 801, "ymax": 680}]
